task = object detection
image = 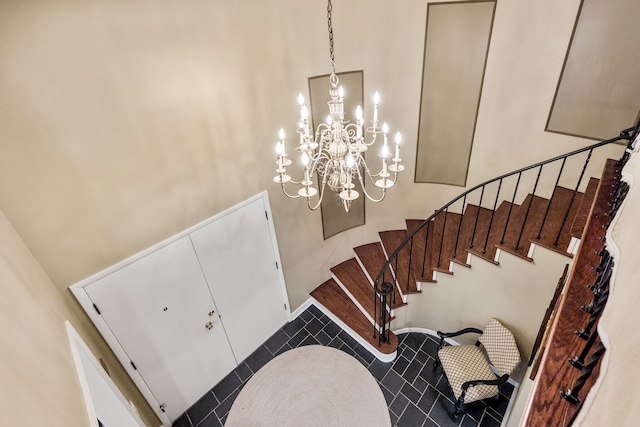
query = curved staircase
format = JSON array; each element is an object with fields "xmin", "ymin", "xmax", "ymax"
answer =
[
  {"xmin": 310, "ymin": 126, "xmax": 637, "ymax": 361},
  {"xmin": 311, "ymin": 181, "xmax": 598, "ymax": 357}
]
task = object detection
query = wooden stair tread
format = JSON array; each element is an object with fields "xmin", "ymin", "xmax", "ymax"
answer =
[
  {"xmin": 331, "ymin": 258, "xmax": 393, "ymax": 324},
  {"xmin": 406, "ymin": 219, "xmax": 436, "ymax": 282},
  {"xmin": 450, "ymin": 205, "xmax": 494, "ymax": 267},
  {"xmin": 431, "ymin": 211, "xmax": 462, "ymax": 274},
  {"xmin": 467, "ymin": 201, "xmax": 514, "ymax": 264},
  {"xmin": 529, "ymin": 186, "xmax": 584, "ymax": 256},
  {"xmin": 496, "ymin": 194, "xmax": 549, "ymax": 261},
  {"xmin": 379, "ymin": 230, "xmax": 420, "ymax": 294},
  {"xmin": 354, "ymin": 242, "xmax": 406, "ymax": 310},
  {"xmin": 569, "ymin": 177, "xmax": 600, "ymax": 239},
  {"xmin": 310, "ymin": 279, "xmax": 398, "ymax": 354}
]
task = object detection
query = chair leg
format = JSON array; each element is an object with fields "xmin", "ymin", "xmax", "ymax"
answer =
[{"xmin": 453, "ymin": 397, "xmax": 464, "ymax": 420}]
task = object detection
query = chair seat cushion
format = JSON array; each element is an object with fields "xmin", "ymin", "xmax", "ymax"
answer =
[{"xmin": 438, "ymin": 344, "xmax": 499, "ymax": 403}]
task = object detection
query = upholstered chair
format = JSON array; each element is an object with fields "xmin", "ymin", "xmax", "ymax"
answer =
[{"xmin": 433, "ymin": 318, "xmax": 521, "ymax": 418}]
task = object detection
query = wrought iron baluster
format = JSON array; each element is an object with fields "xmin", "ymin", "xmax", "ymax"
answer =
[
  {"xmin": 515, "ymin": 165, "xmax": 544, "ymax": 251},
  {"xmin": 484, "ymin": 178, "xmax": 502, "ymax": 254},
  {"xmin": 407, "ymin": 237, "xmax": 414, "ymax": 290},
  {"xmin": 373, "ymin": 278, "xmax": 377, "ymax": 340},
  {"xmin": 453, "ymin": 195, "xmax": 466, "ymax": 259},
  {"xmin": 554, "ymin": 149, "xmax": 593, "ymax": 246},
  {"xmin": 582, "ymin": 286, "xmax": 609, "ymax": 315},
  {"xmin": 389, "ymin": 268, "xmax": 396, "ymax": 308},
  {"xmin": 374, "ymin": 282, "xmax": 393, "ymax": 347},
  {"xmin": 575, "ymin": 292, "xmax": 608, "ymax": 340},
  {"xmin": 537, "ymin": 158, "xmax": 566, "ymax": 239},
  {"xmin": 501, "ymin": 172, "xmax": 522, "ymax": 244},
  {"xmin": 568, "ymin": 328, "xmax": 598, "ymax": 370},
  {"xmin": 617, "ymin": 128, "xmax": 635, "ymax": 166},
  {"xmin": 561, "ymin": 342, "xmax": 606, "ymax": 405},
  {"xmin": 470, "ymin": 186, "xmax": 485, "ymax": 249},
  {"xmin": 589, "ymin": 256, "xmax": 613, "ymax": 291},
  {"xmin": 421, "ymin": 220, "xmax": 430, "ymax": 278},
  {"xmin": 593, "ymin": 249, "xmax": 611, "ymax": 273},
  {"xmin": 437, "ymin": 208, "xmax": 448, "ymax": 268}
]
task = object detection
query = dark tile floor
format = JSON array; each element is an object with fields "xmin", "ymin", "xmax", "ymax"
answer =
[{"xmin": 172, "ymin": 305, "xmax": 514, "ymax": 427}]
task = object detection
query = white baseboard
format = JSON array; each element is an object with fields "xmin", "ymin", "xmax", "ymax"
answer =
[
  {"xmin": 291, "ymin": 298, "xmax": 314, "ymax": 319},
  {"xmin": 309, "ymin": 297, "xmax": 396, "ymax": 363}
]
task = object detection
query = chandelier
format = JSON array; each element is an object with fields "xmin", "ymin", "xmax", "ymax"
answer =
[{"xmin": 273, "ymin": 0, "xmax": 404, "ymax": 213}]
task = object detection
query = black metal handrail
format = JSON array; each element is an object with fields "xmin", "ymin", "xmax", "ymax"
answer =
[{"xmin": 373, "ymin": 122, "xmax": 640, "ymax": 347}]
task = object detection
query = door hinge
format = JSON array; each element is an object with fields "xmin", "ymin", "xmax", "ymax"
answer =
[
  {"xmin": 93, "ymin": 303, "xmax": 101, "ymax": 315},
  {"xmin": 130, "ymin": 361, "xmax": 137, "ymax": 370},
  {"xmin": 275, "ymin": 261, "xmax": 279, "ymax": 270},
  {"xmin": 265, "ymin": 210, "xmax": 269, "ymax": 220},
  {"xmin": 159, "ymin": 403, "xmax": 167, "ymax": 413},
  {"xmin": 284, "ymin": 303, "xmax": 287, "ymax": 310}
]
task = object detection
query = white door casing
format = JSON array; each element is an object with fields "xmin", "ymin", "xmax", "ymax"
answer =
[
  {"xmin": 66, "ymin": 321, "xmax": 146, "ymax": 427},
  {"xmin": 70, "ymin": 192, "xmax": 291, "ymax": 424}
]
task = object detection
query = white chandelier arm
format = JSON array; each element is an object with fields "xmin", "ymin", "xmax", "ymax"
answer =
[
  {"xmin": 314, "ymin": 124, "xmax": 332, "ymax": 148},
  {"xmin": 278, "ymin": 183, "xmax": 303, "ymax": 199},
  {"xmin": 309, "ymin": 152, "xmax": 331, "ymax": 176},
  {"xmin": 354, "ymin": 167, "xmax": 388, "ymax": 203},
  {"xmin": 305, "ymin": 166, "xmax": 331, "ymax": 210},
  {"xmin": 366, "ymin": 131, "xmax": 380, "ymax": 146},
  {"xmin": 357, "ymin": 157, "xmax": 384, "ymax": 183},
  {"xmin": 343, "ymin": 123, "xmax": 382, "ymax": 147}
]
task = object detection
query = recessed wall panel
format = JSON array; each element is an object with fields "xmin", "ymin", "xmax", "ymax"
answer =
[
  {"xmin": 547, "ymin": 0, "xmax": 640, "ymax": 140},
  {"xmin": 415, "ymin": 1, "xmax": 495, "ymax": 186},
  {"xmin": 308, "ymin": 71, "xmax": 365, "ymax": 239}
]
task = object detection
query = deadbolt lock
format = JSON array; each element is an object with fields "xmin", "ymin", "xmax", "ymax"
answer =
[
  {"xmin": 208, "ymin": 310, "xmax": 215, "ymax": 316},
  {"xmin": 205, "ymin": 321, "xmax": 213, "ymax": 330}
]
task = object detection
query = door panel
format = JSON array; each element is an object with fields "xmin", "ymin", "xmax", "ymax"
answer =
[
  {"xmin": 190, "ymin": 197, "xmax": 289, "ymax": 362},
  {"xmin": 84, "ymin": 237, "xmax": 237, "ymax": 421}
]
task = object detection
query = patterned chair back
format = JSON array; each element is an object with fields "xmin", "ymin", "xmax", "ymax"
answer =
[{"xmin": 478, "ymin": 318, "xmax": 521, "ymax": 376}]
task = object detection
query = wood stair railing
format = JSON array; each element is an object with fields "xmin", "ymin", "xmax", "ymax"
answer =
[
  {"xmin": 309, "ymin": 125, "xmax": 636, "ymax": 360},
  {"xmin": 310, "ymin": 180, "xmax": 596, "ymax": 357}
]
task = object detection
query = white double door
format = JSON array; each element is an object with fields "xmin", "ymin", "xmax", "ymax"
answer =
[{"xmin": 78, "ymin": 196, "xmax": 288, "ymax": 422}]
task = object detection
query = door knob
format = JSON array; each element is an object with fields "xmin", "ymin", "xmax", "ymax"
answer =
[{"xmin": 205, "ymin": 322, "xmax": 213, "ymax": 330}]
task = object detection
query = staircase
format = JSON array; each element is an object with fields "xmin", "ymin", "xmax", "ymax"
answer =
[{"xmin": 310, "ymin": 127, "xmax": 637, "ymax": 360}]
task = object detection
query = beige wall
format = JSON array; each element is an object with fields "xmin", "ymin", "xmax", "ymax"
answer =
[
  {"xmin": 403, "ymin": 246, "xmax": 573, "ymax": 365},
  {"xmin": 2, "ymin": 0, "xmax": 621, "ymax": 315},
  {"xmin": 0, "ymin": 0, "xmax": 634, "ymax": 425},
  {"xmin": 0, "ymin": 207, "xmax": 159, "ymax": 426}
]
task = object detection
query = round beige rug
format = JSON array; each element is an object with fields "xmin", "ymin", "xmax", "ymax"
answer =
[{"xmin": 225, "ymin": 345, "xmax": 391, "ymax": 427}]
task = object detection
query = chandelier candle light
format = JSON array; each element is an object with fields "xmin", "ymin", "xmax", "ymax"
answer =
[{"xmin": 273, "ymin": 0, "xmax": 404, "ymax": 213}]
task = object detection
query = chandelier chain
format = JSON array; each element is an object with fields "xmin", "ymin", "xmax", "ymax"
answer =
[{"xmin": 327, "ymin": 0, "xmax": 335, "ymax": 75}]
